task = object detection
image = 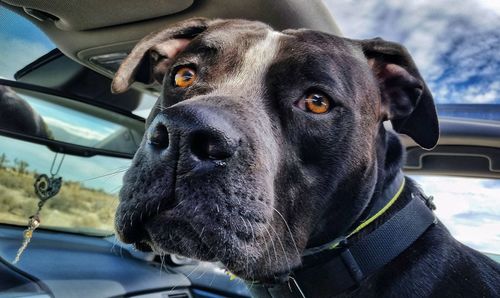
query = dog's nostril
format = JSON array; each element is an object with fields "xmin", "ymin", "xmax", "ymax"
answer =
[
  {"xmin": 148, "ymin": 124, "xmax": 169, "ymax": 149},
  {"xmin": 189, "ymin": 130, "xmax": 238, "ymax": 160}
]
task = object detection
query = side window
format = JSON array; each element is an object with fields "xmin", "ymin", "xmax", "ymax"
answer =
[{"xmin": 411, "ymin": 175, "xmax": 500, "ymax": 261}]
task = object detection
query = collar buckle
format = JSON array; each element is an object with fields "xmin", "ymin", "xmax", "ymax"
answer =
[{"xmin": 338, "ymin": 240, "xmax": 364, "ymax": 284}]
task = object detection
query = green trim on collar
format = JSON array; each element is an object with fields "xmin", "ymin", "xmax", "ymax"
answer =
[{"xmin": 329, "ymin": 177, "xmax": 406, "ymax": 250}]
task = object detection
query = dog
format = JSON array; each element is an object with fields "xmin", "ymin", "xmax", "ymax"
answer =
[
  {"xmin": 0, "ymin": 85, "xmax": 49, "ymax": 139},
  {"xmin": 112, "ymin": 18, "xmax": 500, "ymax": 297}
]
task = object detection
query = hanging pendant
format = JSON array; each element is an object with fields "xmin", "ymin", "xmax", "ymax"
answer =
[
  {"xmin": 12, "ymin": 153, "xmax": 65, "ymax": 264},
  {"xmin": 34, "ymin": 174, "xmax": 62, "ymax": 201}
]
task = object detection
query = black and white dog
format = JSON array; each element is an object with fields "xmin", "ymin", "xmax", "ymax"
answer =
[{"xmin": 112, "ymin": 18, "xmax": 500, "ymax": 297}]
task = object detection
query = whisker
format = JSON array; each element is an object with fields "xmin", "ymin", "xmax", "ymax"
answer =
[
  {"xmin": 109, "ymin": 185, "xmax": 122, "ymax": 195},
  {"xmin": 209, "ymin": 271, "xmax": 216, "ymax": 287},
  {"xmin": 254, "ymin": 200, "xmax": 301, "ymax": 260},
  {"xmin": 171, "ymin": 200, "xmax": 185, "ymax": 211},
  {"xmin": 159, "ymin": 253, "xmax": 166, "ymax": 276},
  {"xmin": 110, "ymin": 236, "xmax": 118, "ymax": 254},
  {"xmin": 185, "ymin": 262, "xmax": 203, "ymax": 279},
  {"xmin": 262, "ymin": 224, "xmax": 278, "ymax": 269},
  {"xmin": 195, "ymin": 266, "xmax": 208, "ymax": 280},
  {"xmin": 167, "ymin": 260, "xmax": 202, "ymax": 293},
  {"xmin": 267, "ymin": 222, "xmax": 291, "ymax": 272},
  {"xmin": 239, "ymin": 216, "xmax": 252, "ymax": 277},
  {"xmin": 271, "ymin": 207, "xmax": 301, "ymax": 259},
  {"xmin": 79, "ymin": 167, "xmax": 129, "ymax": 183}
]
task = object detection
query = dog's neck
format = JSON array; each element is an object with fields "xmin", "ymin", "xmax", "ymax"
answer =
[
  {"xmin": 307, "ymin": 126, "xmax": 405, "ymax": 248},
  {"xmin": 350, "ymin": 127, "xmax": 406, "ymax": 237},
  {"xmin": 301, "ymin": 169, "xmax": 405, "ymax": 257},
  {"xmin": 245, "ymin": 127, "xmax": 437, "ymax": 297}
]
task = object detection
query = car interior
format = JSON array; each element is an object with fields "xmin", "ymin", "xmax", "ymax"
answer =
[{"xmin": 0, "ymin": 1, "xmax": 499, "ymax": 297}]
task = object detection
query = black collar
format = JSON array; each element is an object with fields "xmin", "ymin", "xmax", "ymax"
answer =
[{"xmin": 246, "ymin": 174, "xmax": 437, "ymax": 298}]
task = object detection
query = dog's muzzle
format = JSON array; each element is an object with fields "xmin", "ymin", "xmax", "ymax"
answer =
[{"xmin": 115, "ymin": 101, "xmax": 245, "ymax": 245}]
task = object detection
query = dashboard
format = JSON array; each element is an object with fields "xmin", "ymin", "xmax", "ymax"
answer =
[{"xmin": 0, "ymin": 225, "xmax": 250, "ymax": 298}]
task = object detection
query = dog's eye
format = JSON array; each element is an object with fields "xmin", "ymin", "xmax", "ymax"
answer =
[
  {"xmin": 299, "ymin": 93, "xmax": 331, "ymax": 114},
  {"xmin": 174, "ymin": 67, "xmax": 196, "ymax": 88}
]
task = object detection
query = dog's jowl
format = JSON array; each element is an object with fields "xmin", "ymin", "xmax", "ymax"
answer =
[{"xmin": 112, "ymin": 18, "xmax": 500, "ymax": 297}]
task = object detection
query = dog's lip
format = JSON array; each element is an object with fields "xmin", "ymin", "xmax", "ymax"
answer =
[
  {"xmin": 145, "ymin": 211, "xmax": 267, "ymax": 247},
  {"xmin": 144, "ymin": 215, "xmax": 203, "ymax": 241},
  {"xmin": 132, "ymin": 240, "xmax": 153, "ymax": 252},
  {"xmin": 143, "ymin": 215, "xmax": 219, "ymax": 257}
]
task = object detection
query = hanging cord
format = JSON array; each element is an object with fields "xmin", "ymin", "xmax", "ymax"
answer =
[{"xmin": 50, "ymin": 152, "xmax": 65, "ymax": 177}]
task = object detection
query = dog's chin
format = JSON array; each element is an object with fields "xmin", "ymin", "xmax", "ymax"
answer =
[
  {"xmin": 142, "ymin": 215, "xmax": 217, "ymax": 261},
  {"xmin": 130, "ymin": 213, "xmax": 282, "ymax": 280}
]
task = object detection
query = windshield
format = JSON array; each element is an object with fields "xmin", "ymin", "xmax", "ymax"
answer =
[
  {"xmin": 0, "ymin": 135, "xmax": 129, "ymax": 236},
  {"xmin": 0, "ymin": 8, "xmax": 139, "ymax": 236},
  {"xmin": 0, "ymin": 8, "xmax": 55, "ymax": 80},
  {"xmin": 325, "ymin": 0, "xmax": 500, "ymax": 120}
]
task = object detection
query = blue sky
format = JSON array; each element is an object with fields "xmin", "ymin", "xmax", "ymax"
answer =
[
  {"xmin": 0, "ymin": 8, "xmax": 54, "ymax": 80},
  {"xmin": 325, "ymin": 0, "xmax": 500, "ymax": 105}
]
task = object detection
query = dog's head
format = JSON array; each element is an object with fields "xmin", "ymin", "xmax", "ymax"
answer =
[{"xmin": 113, "ymin": 18, "xmax": 438, "ymax": 281}]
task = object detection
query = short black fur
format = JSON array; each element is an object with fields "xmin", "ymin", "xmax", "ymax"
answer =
[{"xmin": 113, "ymin": 19, "xmax": 500, "ymax": 297}]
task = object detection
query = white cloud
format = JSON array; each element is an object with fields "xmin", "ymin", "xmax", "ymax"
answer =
[
  {"xmin": 477, "ymin": 0, "xmax": 500, "ymax": 14},
  {"xmin": 43, "ymin": 116, "xmax": 110, "ymax": 143},
  {"xmin": 461, "ymin": 82, "xmax": 500, "ymax": 104},
  {"xmin": 324, "ymin": 0, "xmax": 500, "ymax": 104},
  {"xmin": 411, "ymin": 175, "xmax": 500, "ymax": 254}
]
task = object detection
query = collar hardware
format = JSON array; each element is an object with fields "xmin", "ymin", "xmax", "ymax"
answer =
[{"xmin": 338, "ymin": 244, "xmax": 363, "ymax": 284}]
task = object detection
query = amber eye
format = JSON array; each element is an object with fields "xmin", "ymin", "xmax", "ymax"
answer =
[
  {"xmin": 304, "ymin": 93, "xmax": 331, "ymax": 114},
  {"xmin": 174, "ymin": 67, "xmax": 196, "ymax": 88}
]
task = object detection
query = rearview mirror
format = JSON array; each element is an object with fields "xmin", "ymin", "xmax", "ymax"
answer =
[{"xmin": 0, "ymin": 80, "xmax": 145, "ymax": 157}]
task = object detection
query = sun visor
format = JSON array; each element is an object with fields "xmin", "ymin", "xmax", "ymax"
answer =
[{"xmin": 1, "ymin": 0, "xmax": 194, "ymax": 30}]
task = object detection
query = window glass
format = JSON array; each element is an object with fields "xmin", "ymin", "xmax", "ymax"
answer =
[
  {"xmin": 0, "ymin": 8, "xmax": 55, "ymax": 80},
  {"xmin": 410, "ymin": 175, "xmax": 500, "ymax": 260},
  {"xmin": 325, "ymin": 0, "xmax": 500, "ymax": 120},
  {"xmin": 2, "ymin": 84, "xmax": 144, "ymax": 153},
  {"xmin": 0, "ymin": 135, "xmax": 129, "ymax": 235}
]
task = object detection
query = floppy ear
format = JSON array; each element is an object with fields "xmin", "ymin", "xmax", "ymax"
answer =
[
  {"xmin": 111, "ymin": 17, "xmax": 210, "ymax": 94},
  {"xmin": 360, "ymin": 38, "xmax": 439, "ymax": 149}
]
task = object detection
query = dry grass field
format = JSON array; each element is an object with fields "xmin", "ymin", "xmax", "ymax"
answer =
[{"xmin": 0, "ymin": 165, "xmax": 118, "ymax": 235}]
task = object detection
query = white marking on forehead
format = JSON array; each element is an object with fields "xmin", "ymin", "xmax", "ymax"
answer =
[{"xmin": 218, "ymin": 30, "xmax": 282, "ymax": 94}]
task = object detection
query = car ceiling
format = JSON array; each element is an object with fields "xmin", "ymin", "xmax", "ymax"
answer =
[
  {"xmin": 1, "ymin": 0, "xmax": 340, "ymax": 83},
  {"xmin": 1, "ymin": 0, "xmax": 500, "ymax": 179}
]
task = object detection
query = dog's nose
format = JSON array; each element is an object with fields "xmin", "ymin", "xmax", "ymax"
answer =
[
  {"xmin": 148, "ymin": 122, "xmax": 169, "ymax": 149},
  {"xmin": 146, "ymin": 104, "xmax": 241, "ymax": 163},
  {"xmin": 188, "ymin": 129, "xmax": 238, "ymax": 160}
]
